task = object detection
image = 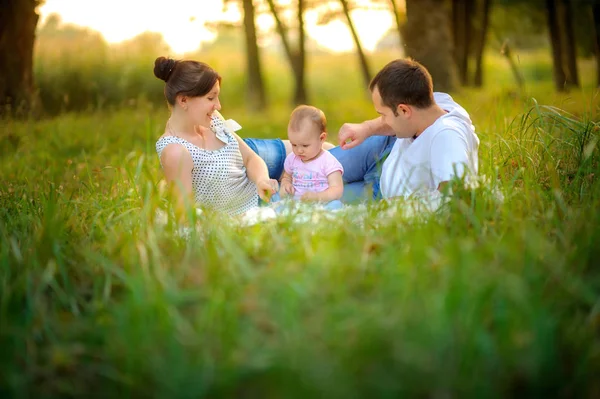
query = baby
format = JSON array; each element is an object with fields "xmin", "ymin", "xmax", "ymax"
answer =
[{"xmin": 279, "ymin": 105, "xmax": 344, "ymax": 209}]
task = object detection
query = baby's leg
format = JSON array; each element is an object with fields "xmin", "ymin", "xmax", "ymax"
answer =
[{"xmin": 324, "ymin": 200, "xmax": 344, "ymax": 210}]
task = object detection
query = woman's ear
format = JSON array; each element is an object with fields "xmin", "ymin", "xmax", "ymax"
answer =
[{"xmin": 176, "ymin": 95, "xmax": 188, "ymax": 110}]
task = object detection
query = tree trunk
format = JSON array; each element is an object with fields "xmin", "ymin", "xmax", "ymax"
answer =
[
  {"xmin": 452, "ymin": 0, "xmax": 474, "ymax": 85},
  {"xmin": 559, "ymin": 0, "xmax": 579, "ymax": 87},
  {"xmin": 266, "ymin": 0, "xmax": 294, "ymax": 63},
  {"xmin": 266, "ymin": 0, "xmax": 307, "ymax": 105},
  {"xmin": 340, "ymin": 0, "xmax": 372, "ymax": 89},
  {"xmin": 473, "ymin": 0, "xmax": 491, "ymax": 87},
  {"xmin": 242, "ymin": 0, "xmax": 267, "ymax": 111},
  {"xmin": 546, "ymin": 0, "xmax": 567, "ymax": 91},
  {"xmin": 403, "ymin": 0, "xmax": 457, "ymax": 92},
  {"xmin": 593, "ymin": 1, "xmax": 600, "ymax": 87},
  {"xmin": 294, "ymin": 0, "xmax": 307, "ymax": 104},
  {"xmin": 0, "ymin": 0, "xmax": 39, "ymax": 117},
  {"xmin": 451, "ymin": 0, "xmax": 464, "ymax": 78},
  {"xmin": 389, "ymin": 0, "xmax": 404, "ymax": 52}
]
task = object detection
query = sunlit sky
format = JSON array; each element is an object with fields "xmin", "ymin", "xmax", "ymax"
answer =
[{"xmin": 38, "ymin": 0, "xmax": 394, "ymax": 54}]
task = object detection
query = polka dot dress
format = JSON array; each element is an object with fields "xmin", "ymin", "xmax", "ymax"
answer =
[{"xmin": 156, "ymin": 114, "xmax": 259, "ymax": 216}]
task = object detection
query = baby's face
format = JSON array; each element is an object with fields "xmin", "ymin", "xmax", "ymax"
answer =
[{"xmin": 288, "ymin": 120, "xmax": 324, "ymax": 163}]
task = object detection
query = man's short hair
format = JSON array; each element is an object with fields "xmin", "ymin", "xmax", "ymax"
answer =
[{"xmin": 369, "ymin": 58, "xmax": 434, "ymax": 115}]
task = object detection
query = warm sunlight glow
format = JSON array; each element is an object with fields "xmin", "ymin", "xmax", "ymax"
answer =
[
  {"xmin": 39, "ymin": 0, "xmax": 392, "ymax": 54},
  {"xmin": 38, "ymin": 0, "xmax": 234, "ymax": 53},
  {"xmin": 306, "ymin": 9, "xmax": 392, "ymax": 52}
]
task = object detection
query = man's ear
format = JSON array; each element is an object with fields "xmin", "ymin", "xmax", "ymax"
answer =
[{"xmin": 396, "ymin": 104, "xmax": 411, "ymax": 116}]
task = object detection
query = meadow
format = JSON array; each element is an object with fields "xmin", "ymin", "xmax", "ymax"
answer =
[{"xmin": 1, "ymin": 46, "xmax": 600, "ymax": 397}]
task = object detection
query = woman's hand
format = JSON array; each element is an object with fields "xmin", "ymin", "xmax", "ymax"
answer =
[
  {"xmin": 256, "ymin": 178, "xmax": 279, "ymax": 202},
  {"xmin": 279, "ymin": 180, "xmax": 295, "ymax": 197}
]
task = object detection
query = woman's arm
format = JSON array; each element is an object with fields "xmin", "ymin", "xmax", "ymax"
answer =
[
  {"xmin": 235, "ymin": 134, "xmax": 278, "ymax": 201},
  {"xmin": 160, "ymin": 143, "xmax": 194, "ymax": 218},
  {"xmin": 300, "ymin": 171, "xmax": 343, "ymax": 202}
]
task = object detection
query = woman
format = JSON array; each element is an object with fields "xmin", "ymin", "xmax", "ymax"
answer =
[{"xmin": 154, "ymin": 56, "xmax": 280, "ymax": 217}]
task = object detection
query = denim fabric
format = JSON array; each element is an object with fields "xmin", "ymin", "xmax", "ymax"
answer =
[
  {"xmin": 246, "ymin": 135, "xmax": 397, "ymax": 202},
  {"xmin": 329, "ymin": 135, "xmax": 396, "ymax": 201},
  {"xmin": 243, "ymin": 138, "xmax": 287, "ymax": 180}
]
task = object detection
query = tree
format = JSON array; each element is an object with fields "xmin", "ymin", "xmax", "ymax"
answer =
[
  {"xmin": 317, "ymin": 0, "xmax": 372, "ymax": 89},
  {"xmin": 242, "ymin": 0, "xmax": 267, "ymax": 110},
  {"xmin": 388, "ymin": 0, "xmax": 404, "ymax": 51},
  {"xmin": 546, "ymin": 0, "xmax": 579, "ymax": 91},
  {"xmin": 593, "ymin": 0, "xmax": 600, "ymax": 87},
  {"xmin": 452, "ymin": 0, "xmax": 475, "ymax": 86},
  {"xmin": 450, "ymin": 0, "xmax": 492, "ymax": 87},
  {"xmin": 559, "ymin": 0, "xmax": 579, "ymax": 87},
  {"xmin": 402, "ymin": 0, "xmax": 457, "ymax": 92},
  {"xmin": 339, "ymin": 0, "xmax": 372, "ymax": 88},
  {"xmin": 222, "ymin": 0, "xmax": 267, "ymax": 111},
  {"xmin": 0, "ymin": 0, "xmax": 40, "ymax": 116},
  {"xmin": 546, "ymin": 0, "xmax": 567, "ymax": 90},
  {"xmin": 473, "ymin": 0, "xmax": 491, "ymax": 87},
  {"xmin": 266, "ymin": 0, "xmax": 308, "ymax": 105}
]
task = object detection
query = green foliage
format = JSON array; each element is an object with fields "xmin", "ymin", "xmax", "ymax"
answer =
[{"xmin": 2, "ymin": 30, "xmax": 600, "ymax": 396}]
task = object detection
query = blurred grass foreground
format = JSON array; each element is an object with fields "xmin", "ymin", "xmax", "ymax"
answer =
[{"xmin": 1, "ymin": 20, "xmax": 600, "ymax": 398}]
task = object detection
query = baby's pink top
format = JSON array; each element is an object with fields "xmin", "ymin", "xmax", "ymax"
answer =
[{"xmin": 284, "ymin": 150, "xmax": 344, "ymax": 198}]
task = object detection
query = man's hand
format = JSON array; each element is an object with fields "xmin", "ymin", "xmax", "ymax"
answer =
[
  {"xmin": 256, "ymin": 179, "xmax": 279, "ymax": 202},
  {"xmin": 280, "ymin": 180, "xmax": 295, "ymax": 197},
  {"xmin": 338, "ymin": 122, "xmax": 369, "ymax": 150}
]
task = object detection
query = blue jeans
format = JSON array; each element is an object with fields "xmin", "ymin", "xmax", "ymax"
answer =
[{"xmin": 244, "ymin": 136, "xmax": 396, "ymax": 202}]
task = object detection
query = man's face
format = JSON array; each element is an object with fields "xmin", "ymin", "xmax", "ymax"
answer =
[{"xmin": 371, "ymin": 86, "xmax": 413, "ymax": 139}]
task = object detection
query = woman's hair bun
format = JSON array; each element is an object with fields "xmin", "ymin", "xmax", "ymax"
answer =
[{"xmin": 154, "ymin": 56, "xmax": 177, "ymax": 82}]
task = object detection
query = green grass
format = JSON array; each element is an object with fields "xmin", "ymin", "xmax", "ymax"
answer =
[{"xmin": 1, "ymin": 49, "xmax": 600, "ymax": 397}]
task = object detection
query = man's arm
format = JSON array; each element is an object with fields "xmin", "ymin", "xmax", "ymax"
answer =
[{"xmin": 338, "ymin": 116, "xmax": 395, "ymax": 150}]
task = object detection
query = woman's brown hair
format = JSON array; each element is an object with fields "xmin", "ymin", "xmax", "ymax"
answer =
[{"xmin": 153, "ymin": 56, "xmax": 222, "ymax": 106}]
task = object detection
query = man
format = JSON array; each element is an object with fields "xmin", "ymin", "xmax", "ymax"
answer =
[{"xmin": 330, "ymin": 58, "xmax": 480, "ymax": 201}]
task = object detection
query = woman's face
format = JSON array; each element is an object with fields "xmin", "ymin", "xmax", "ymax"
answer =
[{"xmin": 187, "ymin": 81, "xmax": 221, "ymax": 128}]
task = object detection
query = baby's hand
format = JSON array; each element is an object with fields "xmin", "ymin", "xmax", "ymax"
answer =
[
  {"xmin": 280, "ymin": 181, "xmax": 295, "ymax": 197},
  {"xmin": 300, "ymin": 191, "xmax": 320, "ymax": 202},
  {"xmin": 257, "ymin": 179, "xmax": 278, "ymax": 202}
]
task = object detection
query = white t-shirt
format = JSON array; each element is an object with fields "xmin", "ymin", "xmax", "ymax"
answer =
[{"xmin": 380, "ymin": 92, "xmax": 479, "ymax": 199}]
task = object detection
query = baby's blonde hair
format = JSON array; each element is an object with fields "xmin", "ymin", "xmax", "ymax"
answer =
[{"xmin": 288, "ymin": 105, "xmax": 327, "ymax": 135}]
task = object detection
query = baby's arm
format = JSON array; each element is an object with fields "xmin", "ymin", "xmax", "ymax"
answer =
[
  {"xmin": 279, "ymin": 170, "xmax": 295, "ymax": 197},
  {"xmin": 301, "ymin": 171, "xmax": 343, "ymax": 202}
]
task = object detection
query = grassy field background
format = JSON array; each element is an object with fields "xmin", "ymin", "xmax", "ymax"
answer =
[{"xmin": 1, "ymin": 47, "xmax": 600, "ymax": 397}]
